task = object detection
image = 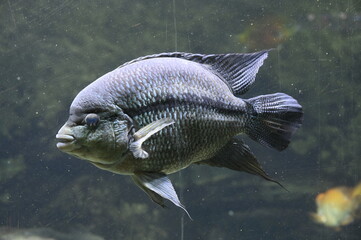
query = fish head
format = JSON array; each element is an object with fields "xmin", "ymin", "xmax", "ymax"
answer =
[{"xmin": 56, "ymin": 88, "xmax": 132, "ymax": 165}]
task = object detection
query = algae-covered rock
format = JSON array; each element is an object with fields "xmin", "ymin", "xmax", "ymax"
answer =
[
  {"xmin": 0, "ymin": 227, "xmax": 104, "ymax": 240},
  {"xmin": 33, "ymin": 174, "xmax": 169, "ymax": 240}
]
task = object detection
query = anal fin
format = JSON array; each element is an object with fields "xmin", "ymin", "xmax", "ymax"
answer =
[{"xmin": 195, "ymin": 136, "xmax": 285, "ymax": 189}]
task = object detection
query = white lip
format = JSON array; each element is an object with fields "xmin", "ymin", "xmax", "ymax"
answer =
[
  {"xmin": 56, "ymin": 134, "xmax": 75, "ymax": 151},
  {"xmin": 56, "ymin": 141, "xmax": 72, "ymax": 150},
  {"xmin": 56, "ymin": 134, "xmax": 75, "ymax": 141},
  {"xmin": 56, "ymin": 125, "xmax": 76, "ymax": 151}
]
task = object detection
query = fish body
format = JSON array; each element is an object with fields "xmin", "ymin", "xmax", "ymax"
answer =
[
  {"xmin": 56, "ymin": 51, "xmax": 303, "ymax": 215},
  {"xmin": 75, "ymin": 57, "xmax": 246, "ymax": 174}
]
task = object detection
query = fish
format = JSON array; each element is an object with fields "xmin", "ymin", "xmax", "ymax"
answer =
[
  {"xmin": 311, "ymin": 183, "xmax": 361, "ymax": 229},
  {"xmin": 237, "ymin": 16, "xmax": 299, "ymax": 50},
  {"xmin": 56, "ymin": 50, "xmax": 303, "ymax": 217}
]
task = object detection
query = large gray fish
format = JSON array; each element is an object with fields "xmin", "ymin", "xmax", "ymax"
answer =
[{"xmin": 56, "ymin": 50, "xmax": 303, "ymax": 217}]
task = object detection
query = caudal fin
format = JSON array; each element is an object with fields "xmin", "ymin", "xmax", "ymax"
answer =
[{"xmin": 245, "ymin": 93, "xmax": 303, "ymax": 151}]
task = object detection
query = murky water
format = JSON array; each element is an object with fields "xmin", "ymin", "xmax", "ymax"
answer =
[{"xmin": 1, "ymin": 0, "xmax": 360, "ymax": 239}]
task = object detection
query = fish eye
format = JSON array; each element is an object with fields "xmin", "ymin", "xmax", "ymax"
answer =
[{"xmin": 85, "ymin": 113, "xmax": 100, "ymax": 128}]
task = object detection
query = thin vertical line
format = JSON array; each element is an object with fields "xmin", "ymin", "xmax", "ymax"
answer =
[
  {"xmin": 7, "ymin": 0, "xmax": 17, "ymax": 30},
  {"xmin": 183, "ymin": 0, "xmax": 191, "ymax": 52},
  {"xmin": 172, "ymin": 0, "xmax": 178, "ymax": 51},
  {"xmin": 172, "ymin": 2, "xmax": 184, "ymax": 240}
]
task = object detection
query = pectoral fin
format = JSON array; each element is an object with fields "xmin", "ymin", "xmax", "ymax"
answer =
[
  {"xmin": 132, "ymin": 172, "xmax": 192, "ymax": 219},
  {"xmin": 195, "ymin": 136, "xmax": 285, "ymax": 189},
  {"xmin": 129, "ymin": 118, "xmax": 175, "ymax": 159}
]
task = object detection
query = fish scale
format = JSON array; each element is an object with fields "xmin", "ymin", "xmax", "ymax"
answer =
[
  {"xmin": 128, "ymin": 101, "xmax": 243, "ymax": 173},
  {"xmin": 110, "ymin": 60, "xmax": 235, "ymax": 108}
]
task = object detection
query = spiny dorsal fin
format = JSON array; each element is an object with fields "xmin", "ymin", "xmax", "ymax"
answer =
[{"xmin": 120, "ymin": 50, "xmax": 270, "ymax": 95}]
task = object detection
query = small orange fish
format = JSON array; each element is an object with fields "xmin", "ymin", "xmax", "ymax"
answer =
[
  {"xmin": 311, "ymin": 183, "xmax": 361, "ymax": 229},
  {"xmin": 237, "ymin": 16, "xmax": 299, "ymax": 50}
]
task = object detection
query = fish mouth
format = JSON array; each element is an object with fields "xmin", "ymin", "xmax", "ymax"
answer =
[
  {"xmin": 56, "ymin": 124, "xmax": 77, "ymax": 152},
  {"xmin": 56, "ymin": 134, "xmax": 75, "ymax": 150}
]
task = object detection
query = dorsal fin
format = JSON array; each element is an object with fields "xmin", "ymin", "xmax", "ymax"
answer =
[{"xmin": 120, "ymin": 50, "xmax": 270, "ymax": 95}]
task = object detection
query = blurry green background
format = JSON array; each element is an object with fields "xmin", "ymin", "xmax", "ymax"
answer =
[{"xmin": 0, "ymin": 0, "xmax": 360, "ymax": 239}]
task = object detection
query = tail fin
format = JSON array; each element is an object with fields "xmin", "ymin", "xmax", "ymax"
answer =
[{"xmin": 245, "ymin": 93, "xmax": 303, "ymax": 151}]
